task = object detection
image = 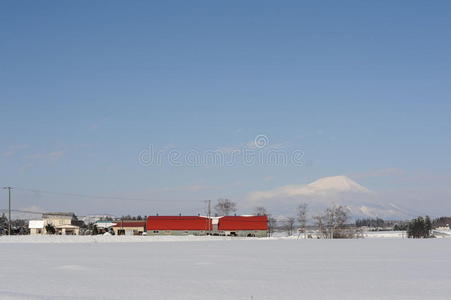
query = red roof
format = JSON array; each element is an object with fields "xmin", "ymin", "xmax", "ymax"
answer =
[
  {"xmin": 113, "ymin": 221, "xmax": 146, "ymax": 228},
  {"xmin": 147, "ymin": 216, "xmax": 211, "ymax": 231},
  {"xmin": 218, "ymin": 216, "xmax": 268, "ymax": 231}
]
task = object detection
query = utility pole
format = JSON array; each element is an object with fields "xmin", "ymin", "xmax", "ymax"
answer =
[
  {"xmin": 207, "ymin": 200, "xmax": 211, "ymax": 233},
  {"xmin": 208, "ymin": 200, "xmax": 211, "ymax": 219},
  {"xmin": 3, "ymin": 187, "xmax": 12, "ymax": 236}
]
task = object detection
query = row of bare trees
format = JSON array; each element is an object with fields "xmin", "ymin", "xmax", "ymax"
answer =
[
  {"xmin": 254, "ymin": 206, "xmax": 278, "ymax": 236},
  {"xmin": 313, "ymin": 205, "xmax": 352, "ymax": 238},
  {"xmin": 257, "ymin": 203, "xmax": 352, "ymax": 238}
]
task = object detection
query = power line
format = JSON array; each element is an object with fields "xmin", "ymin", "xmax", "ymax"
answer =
[
  {"xmin": 12, "ymin": 187, "xmax": 202, "ymax": 203},
  {"xmin": 0, "ymin": 209, "xmax": 45, "ymax": 215}
]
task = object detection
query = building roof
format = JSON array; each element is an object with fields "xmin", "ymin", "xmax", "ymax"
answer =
[
  {"xmin": 55, "ymin": 224, "xmax": 80, "ymax": 229},
  {"xmin": 218, "ymin": 216, "xmax": 268, "ymax": 231},
  {"xmin": 113, "ymin": 220, "xmax": 146, "ymax": 228},
  {"xmin": 28, "ymin": 220, "xmax": 44, "ymax": 229},
  {"xmin": 146, "ymin": 215, "xmax": 268, "ymax": 231},
  {"xmin": 95, "ymin": 221, "xmax": 117, "ymax": 229},
  {"xmin": 43, "ymin": 212, "xmax": 75, "ymax": 218},
  {"xmin": 147, "ymin": 216, "xmax": 211, "ymax": 231}
]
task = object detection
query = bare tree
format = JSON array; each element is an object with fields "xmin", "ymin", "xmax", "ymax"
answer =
[
  {"xmin": 297, "ymin": 203, "xmax": 308, "ymax": 238},
  {"xmin": 214, "ymin": 198, "xmax": 237, "ymax": 216},
  {"xmin": 284, "ymin": 217, "xmax": 296, "ymax": 236},
  {"xmin": 325, "ymin": 205, "xmax": 349, "ymax": 238},
  {"xmin": 268, "ymin": 216, "xmax": 277, "ymax": 237},
  {"xmin": 253, "ymin": 206, "xmax": 272, "ymax": 237},
  {"xmin": 313, "ymin": 214, "xmax": 326, "ymax": 238},
  {"xmin": 254, "ymin": 206, "xmax": 267, "ymax": 216}
]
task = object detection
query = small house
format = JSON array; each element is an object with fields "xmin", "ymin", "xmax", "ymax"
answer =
[
  {"xmin": 112, "ymin": 220, "xmax": 146, "ymax": 236},
  {"xmin": 28, "ymin": 220, "xmax": 44, "ymax": 235}
]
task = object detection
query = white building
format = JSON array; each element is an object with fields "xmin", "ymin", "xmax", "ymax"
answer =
[
  {"xmin": 28, "ymin": 220, "xmax": 44, "ymax": 235},
  {"xmin": 80, "ymin": 215, "xmax": 116, "ymax": 225},
  {"xmin": 95, "ymin": 220, "xmax": 117, "ymax": 229},
  {"xmin": 42, "ymin": 212, "xmax": 81, "ymax": 235}
]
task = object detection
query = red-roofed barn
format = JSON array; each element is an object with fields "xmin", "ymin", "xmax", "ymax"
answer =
[
  {"xmin": 146, "ymin": 216, "xmax": 212, "ymax": 235},
  {"xmin": 218, "ymin": 216, "xmax": 268, "ymax": 237},
  {"xmin": 146, "ymin": 215, "xmax": 268, "ymax": 237}
]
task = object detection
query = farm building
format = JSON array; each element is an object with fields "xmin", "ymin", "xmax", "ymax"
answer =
[
  {"xmin": 28, "ymin": 220, "xmax": 45, "ymax": 235},
  {"xmin": 112, "ymin": 220, "xmax": 146, "ymax": 236},
  {"xmin": 147, "ymin": 216, "xmax": 211, "ymax": 236},
  {"xmin": 95, "ymin": 220, "xmax": 117, "ymax": 230},
  {"xmin": 218, "ymin": 215, "xmax": 268, "ymax": 237},
  {"xmin": 146, "ymin": 215, "xmax": 268, "ymax": 237}
]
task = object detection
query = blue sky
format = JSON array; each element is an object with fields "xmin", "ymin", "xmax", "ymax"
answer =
[{"xmin": 1, "ymin": 1, "xmax": 450, "ymax": 217}]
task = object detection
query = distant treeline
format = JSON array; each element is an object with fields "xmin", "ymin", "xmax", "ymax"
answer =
[
  {"xmin": 118, "ymin": 215, "xmax": 145, "ymax": 220},
  {"xmin": 432, "ymin": 217, "xmax": 451, "ymax": 228},
  {"xmin": 355, "ymin": 218, "xmax": 385, "ymax": 228},
  {"xmin": 407, "ymin": 216, "xmax": 432, "ymax": 238}
]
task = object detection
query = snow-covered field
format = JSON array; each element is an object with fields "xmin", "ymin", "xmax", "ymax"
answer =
[
  {"xmin": 364, "ymin": 230, "xmax": 407, "ymax": 238},
  {"xmin": 1, "ymin": 236, "xmax": 451, "ymax": 300}
]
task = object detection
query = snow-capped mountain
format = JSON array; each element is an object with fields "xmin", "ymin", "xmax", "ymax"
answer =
[
  {"xmin": 248, "ymin": 175, "xmax": 413, "ymax": 219},
  {"xmin": 248, "ymin": 175, "xmax": 369, "ymax": 200},
  {"xmin": 305, "ymin": 175, "xmax": 370, "ymax": 194}
]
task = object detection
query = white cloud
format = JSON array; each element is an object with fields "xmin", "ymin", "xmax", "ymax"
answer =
[
  {"xmin": 26, "ymin": 150, "xmax": 64, "ymax": 161},
  {"xmin": 2, "ymin": 144, "xmax": 29, "ymax": 157},
  {"xmin": 49, "ymin": 151, "xmax": 64, "ymax": 160},
  {"xmin": 349, "ymin": 168, "xmax": 406, "ymax": 179},
  {"xmin": 263, "ymin": 176, "xmax": 274, "ymax": 182}
]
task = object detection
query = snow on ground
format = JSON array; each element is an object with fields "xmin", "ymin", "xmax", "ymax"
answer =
[
  {"xmin": 0, "ymin": 235, "xmax": 245, "ymax": 244},
  {"xmin": 1, "ymin": 236, "xmax": 451, "ymax": 300},
  {"xmin": 363, "ymin": 231, "xmax": 407, "ymax": 238},
  {"xmin": 432, "ymin": 230, "xmax": 451, "ymax": 238}
]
